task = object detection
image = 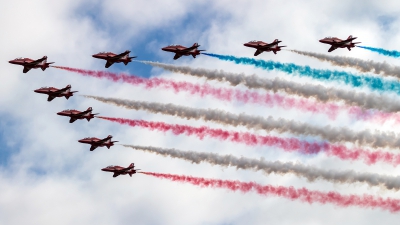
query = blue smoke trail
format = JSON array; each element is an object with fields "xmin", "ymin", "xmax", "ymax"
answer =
[
  {"xmin": 202, "ymin": 53, "xmax": 400, "ymax": 95},
  {"xmin": 357, "ymin": 46, "xmax": 400, "ymax": 58}
]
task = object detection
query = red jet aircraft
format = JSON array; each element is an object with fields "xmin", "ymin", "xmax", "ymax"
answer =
[
  {"xmin": 161, "ymin": 43, "xmax": 205, "ymax": 60},
  {"xmin": 244, "ymin": 39, "xmax": 286, "ymax": 56},
  {"xmin": 57, "ymin": 107, "xmax": 98, "ymax": 123},
  {"xmin": 319, "ymin": 35, "xmax": 361, "ymax": 52},
  {"xmin": 34, "ymin": 84, "xmax": 77, "ymax": 102},
  {"xmin": 92, "ymin": 50, "xmax": 137, "ymax": 68},
  {"xmin": 101, "ymin": 163, "xmax": 140, "ymax": 177},
  {"xmin": 8, "ymin": 56, "xmax": 54, "ymax": 73},
  {"xmin": 78, "ymin": 135, "xmax": 118, "ymax": 151}
]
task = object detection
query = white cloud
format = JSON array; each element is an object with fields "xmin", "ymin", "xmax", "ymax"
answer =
[{"xmin": 2, "ymin": 0, "xmax": 400, "ymax": 224}]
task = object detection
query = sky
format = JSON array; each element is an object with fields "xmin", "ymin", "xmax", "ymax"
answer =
[{"xmin": 1, "ymin": 0, "xmax": 400, "ymax": 224}]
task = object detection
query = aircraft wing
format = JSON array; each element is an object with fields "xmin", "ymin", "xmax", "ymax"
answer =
[
  {"xmin": 328, "ymin": 45, "xmax": 338, "ymax": 52},
  {"xmin": 27, "ymin": 57, "xmax": 46, "ymax": 66},
  {"xmin": 331, "ymin": 38, "xmax": 354, "ymax": 46},
  {"xmin": 113, "ymin": 172, "xmax": 120, "ymax": 177},
  {"xmin": 90, "ymin": 145, "xmax": 98, "ymax": 151},
  {"xmin": 23, "ymin": 67, "xmax": 32, "ymax": 73},
  {"xmin": 111, "ymin": 52, "xmax": 129, "ymax": 59},
  {"xmin": 53, "ymin": 87, "xmax": 69, "ymax": 94},
  {"xmin": 96, "ymin": 136, "xmax": 111, "ymax": 144},
  {"xmin": 47, "ymin": 96, "xmax": 56, "ymax": 102},
  {"xmin": 254, "ymin": 49, "xmax": 263, "ymax": 56},
  {"xmin": 69, "ymin": 117, "xmax": 77, "ymax": 123},
  {"xmin": 105, "ymin": 61, "xmax": 114, "ymax": 68},
  {"xmin": 76, "ymin": 109, "xmax": 92, "ymax": 116},
  {"xmin": 178, "ymin": 45, "xmax": 199, "ymax": 53},
  {"xmin": 173, "ymin": 53, "xmax": 182, "ymax": 60},
  {"xmin": 258, "ymin": 42, "xmax": 278, "ymax": 49}
]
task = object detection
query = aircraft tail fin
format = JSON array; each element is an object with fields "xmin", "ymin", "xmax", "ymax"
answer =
[
  {"xmin": 128, "ymin": 163, "xmax": 135, "ymax": 169},
  {"xmin": 192, "ymin": 42, "xmax": 199, "ymax": 48},
  {"xmin": 273, "ymin": 39, "xmax": 279, "ymax": 43},
  {"xmin": 348, "ymin": 35, "xmax": 353, "ymax": 40}
]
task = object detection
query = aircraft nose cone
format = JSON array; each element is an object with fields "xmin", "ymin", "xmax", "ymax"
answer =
[
  {"xmin": 56, "ymin": 112, "xmax": 62, "ymax": 115},
  {"xmin": 319, "ymin": 39, "xmax": 325, "ymax": 43}
]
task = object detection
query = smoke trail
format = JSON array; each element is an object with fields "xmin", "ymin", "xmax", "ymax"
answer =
[
  {"xmin": 202, "ymin": 53, "xmax": 400, "ymax": 95},
  {"xmin": 55, "ymin": 65, "xmax": 400, "ymax": 124},
  {"xmin": 141, "ymin": 172, "xmax": 400, "ymax": 212},
  {"xmin": 358, "ymin": 46, "xmax": 400, "ymax": 58},
  {"xmin": 290, "ymin": 50, "xmax": 400, "ymax": 79},
  {"xmin": 127, "ymin": 145, "xmax": 400, "ymax": 190},
  {"xmin": 138, "ymin": 61, "xmax": 400, "ymax": 113},
  {"xmin": 98, "ymin": 116, "xmax": 400, "ymax": 166},
  {"xmin": 85, "ymin": 95, "xmax": 400, "ymax": 148},
  {"xmin": 52, "ymin": 66, "xmax": 343, "ymax": 119}
]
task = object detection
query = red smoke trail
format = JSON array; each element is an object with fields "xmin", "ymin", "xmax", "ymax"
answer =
[
  {"xmin": 53, "ymin": 66, "xmax": 400, "ymax": 124},
  {"xmin": 141, "ymin": 172, "xmax": 400, "ymax": 212},
  {"xmin": 98, "ymin": 116, "xmax": 400, "ymax": 166}
]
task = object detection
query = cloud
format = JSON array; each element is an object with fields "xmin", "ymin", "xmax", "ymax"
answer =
[{"xmin": 2, "ymin": 0, "xmax": 400, "ymax": 224}]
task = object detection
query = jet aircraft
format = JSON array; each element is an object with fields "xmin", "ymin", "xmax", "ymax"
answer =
[
  {"xmin": 57, "ymin": 107, "xmax": 98, "ymax": 123},
  {"xmin": 319, "ymin": 35, "xmax": 361, "ymax": 52},
  {"xmin": 8, "ymin": 56, "xmax": 54, "ymax": 73},
  {"xmin": 244, "ymin": 39, "xmax": 286, "ymax": 56},
  {"xmin": 78, "ymin": 135, "xmax": 118, "ymax": 151},
  {"xmin": 101, "ymin": 163, "xmax": 140, "ymax": 177},
  {"xmin": 34, "ymin": 84, "xmax": 77, "ymax": 102},
  {"xmin": 92, "ymin": 50, "xmax": 137, "ymax": 68},
  {"xmin": 161, "ymin": 43, "xmax": 205, "ymax": 60}
]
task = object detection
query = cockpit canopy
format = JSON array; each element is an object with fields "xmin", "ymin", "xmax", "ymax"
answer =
[
  {"xmin": 168, "ymin": 44, "xmax": 180, "ymax": 47},
  {"xmin": 106, "ymin": 165, "xmax": 116, "ymax": 168},
  {"xmin": 324, "ymin": 37, "xmax": 337, "ymax": 39}
]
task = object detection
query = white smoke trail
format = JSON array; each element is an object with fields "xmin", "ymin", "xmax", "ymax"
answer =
[
  {"xmin": 138, "ymin": 61, "xmax": 400, "ymax": 112},
  {"xmin": 123, "ymin": 144, "xmax": 400, "ymax": 190},
  {"xmin": 290, "ymin": 50, "xmax": 400, "ymax": 78},
  {"xmin": 84, "ymin": 95, "xmax": 400, "ymax": 148}
]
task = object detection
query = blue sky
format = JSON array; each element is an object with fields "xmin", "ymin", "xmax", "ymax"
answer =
[{"xmin": 2, "ymin": 1, "xmax": 400, "ymax": 225}]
